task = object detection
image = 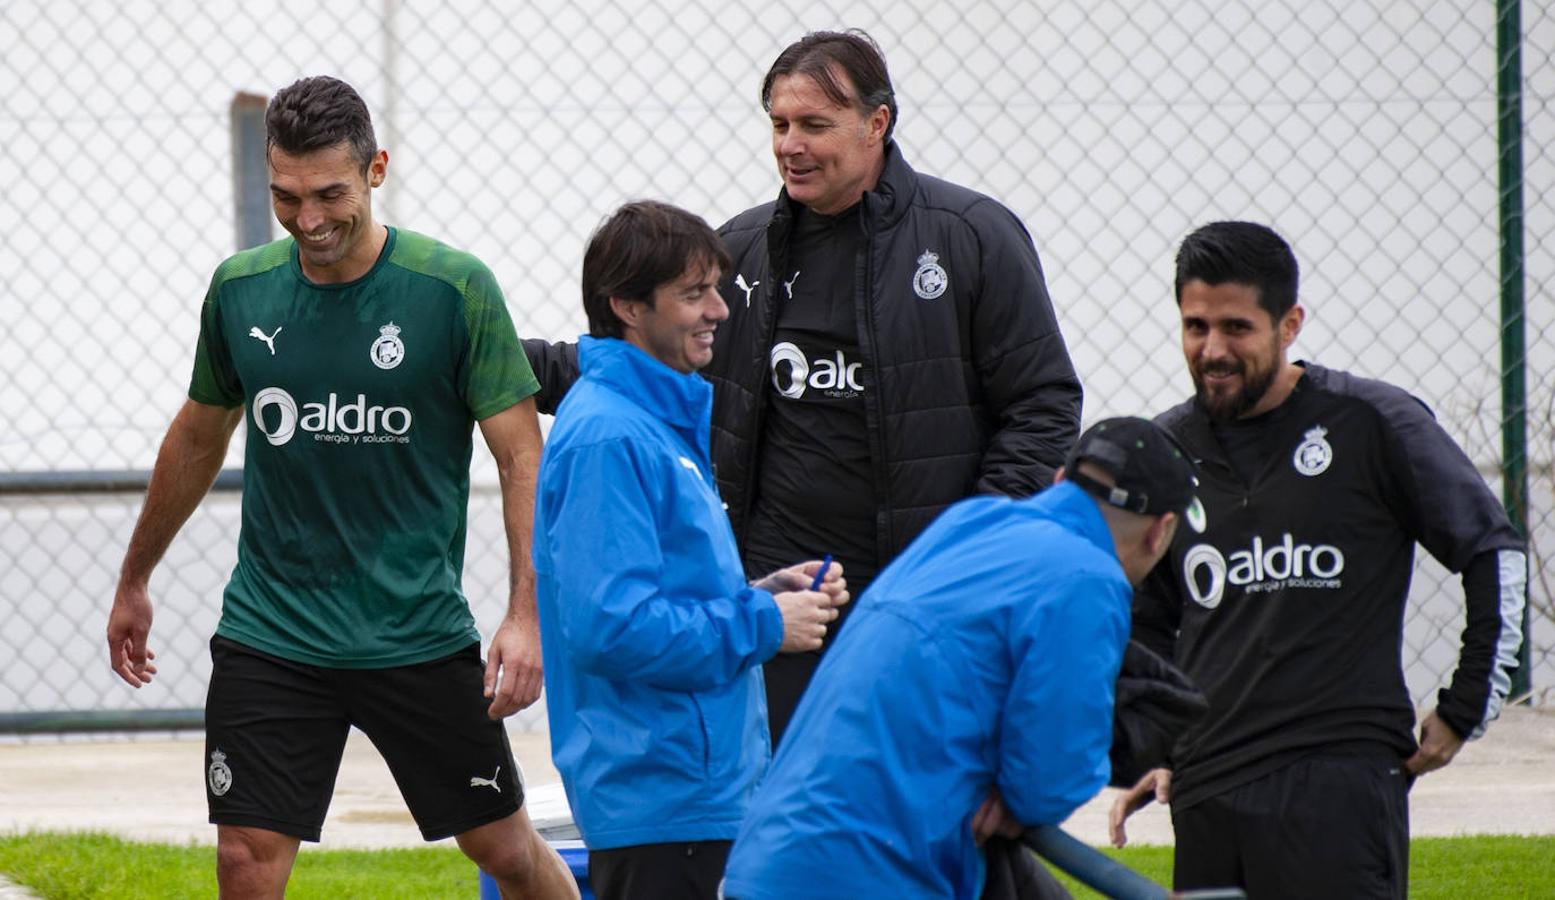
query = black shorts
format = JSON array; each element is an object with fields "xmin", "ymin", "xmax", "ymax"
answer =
[
  {"xmin": 204, "ymin": 635, "xmax": 522, "ymax": 842},
  {"xmin": 1171, "ymin": 745, "xmax": 1409, "ymax": 899},
  {"xmin": 588, "ymin": 840, "xmax": 731, "ymax": 900}
]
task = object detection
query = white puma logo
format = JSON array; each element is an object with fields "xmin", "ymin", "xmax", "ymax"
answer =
[
  {"xmin": 783, "ymin": 270, "xmax": 801, "ymax": 299},
  {"xmin": 248, "ymin": 326, "xmax": 281, "ymax": 355},
  {"xmin": 734, "ymin": 274, "xmax": 760, "ymax": 307},
  {"xmin": 469, "ymin": 766, "xmax": 501, "ymax": 793}
]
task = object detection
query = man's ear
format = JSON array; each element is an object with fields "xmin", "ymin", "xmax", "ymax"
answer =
[
  {"xmin": 1278, "ymin": 303, "xmax": 1305, "ymax": 351},
  {"xmin": 866, "ymin": 104, "xmax": 890, "ymax": 146},
  {"xmin": 367, "ymin": 149, "xmax": 388, "ymax": 188},
  {"xmin": 1146, "ymin": 511, "xmax": 1179, "ymax": 556},
  {"xmin": 609, "ymin": 296, "xmax": 641, "ymax": 329},
  {"xmin": 1052, "ymin": 465, "xmax": 1067, "ymax": 485}
]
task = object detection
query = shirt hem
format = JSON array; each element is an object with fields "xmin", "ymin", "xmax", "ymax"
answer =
[
  {"xmin": 579, "ymin": 818, "xmax": 742, "ymax": 851},
  {"xmin": 212, "ymin": 625, "xmax": 481, "ymax": 669}
]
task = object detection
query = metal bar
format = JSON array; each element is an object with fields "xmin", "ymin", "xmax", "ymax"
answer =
[
  {"xmin": 0, "ymin": 709, "xmax": 203, "ymax": 735},
  {"xmin": 380, "ymin": 0, "xmax": 399, "ymax": 224},
  {"xmin": 1497, "ymin": 0, "xmax": 1531, "ymax": 698},
  {"xmin": 0, "ymin": 469, "xmax": 243, "ymax": 496},
  {"xmin": 1022, "ymin": 825, "xmax": 1170, "ymax": 900},
  {"xmin": 230, "ymin": 91, "xmax": 272, "ymax": 251}
]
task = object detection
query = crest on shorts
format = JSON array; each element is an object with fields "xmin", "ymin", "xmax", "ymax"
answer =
[
  {"xmin": 207, "ymin": 748, "xmax": 233, "ymax": 797},
  {"xmin": 912, "ymin": 250, "xmax": 948, "ymax": 300},
  {"xmin": 370, "ymin": 322, "xmax": 405, "ymax": 370},
  {"xmin": 1292, "ymin": 425, "xmax": 1333, "ymax": 477}
]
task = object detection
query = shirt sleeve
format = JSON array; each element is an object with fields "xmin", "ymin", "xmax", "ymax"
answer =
[
  {"xmin": 522, "ymin": 337, "xmax": 580, "ymax": 415},
  {"xmin": 187, "ymin": 274, "xmax": 244, "ymax": 408},
  {"xmin": 1370, "ymin": 385, "xmax": 1526, "ymax": 739},
  {"xmin": 537, "ymin": 439, "xmax": 784, "ymax": 691},
  {"xmin": 997, "ymin": 571, "xmax": 1130, "ymax": 825},
  {"xmin": 1436, "ymin": 548, "xmax": 1527, "ymax": 739},
  {"xmin": 459, "ymin": 260, "xmax": 541, "ymax": 420},
  {"xmin": 965, "ymin": 199, "xmax": 1083, "ymax": 497}
]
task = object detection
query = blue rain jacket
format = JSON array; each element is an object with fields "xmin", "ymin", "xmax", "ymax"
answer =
[
  {"xmin": 533, "ymin": 336, "xmax": 784, "ymax": 850},
  {"xmin": 723, "ymin": 481, "xmax": 1130, "ymax": 898}
]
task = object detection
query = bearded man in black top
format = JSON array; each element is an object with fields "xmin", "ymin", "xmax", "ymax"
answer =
[{"xmin": 1110, "ymin": 221, "xmax": 1527, "ymax": 900}]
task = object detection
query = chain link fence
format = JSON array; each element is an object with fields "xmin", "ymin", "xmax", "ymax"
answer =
[{"xmin": 2, "ymin": 0, "xmax": 1552, "ymax": 741}]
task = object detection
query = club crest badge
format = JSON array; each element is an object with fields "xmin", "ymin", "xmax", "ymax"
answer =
[
  {"xmin": 1293, "ymin": 425, "xmax": 1333, "ymax": 477},
  {"xmin": 912, "ymin": 250, "xmax": 948, "ymax": 300},
  {"xmin": 370, "ymin": 322, "xmax": 405, "ymax": 370},
  {"xmin": 208, "ymin": 749, "xmax": 233, "ymax": 797}
]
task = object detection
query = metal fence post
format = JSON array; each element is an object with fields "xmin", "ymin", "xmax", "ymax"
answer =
[
  {"xmin": 1498, "ymin": 0, "xmax": 1532, "ymax": 699},
  {"xmin": 230, "ymin": 91, "xmax": 271, "ymax": 251}
]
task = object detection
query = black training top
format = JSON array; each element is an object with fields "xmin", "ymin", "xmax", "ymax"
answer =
[
  {"xmin": 1134, "ymin": 363, "xmax": 1527, "ymax": 810},
  {"xmin": 742, "ymin": 203, "xmax": 879, "ymax": 585}
]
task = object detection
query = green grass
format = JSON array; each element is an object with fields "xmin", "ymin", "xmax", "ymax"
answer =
[
  {"xmin": 1042, "ymin": 835, "xmax": 1555, "ymax": 899},
  {"xmin": 1, "ymin": 832, "xmax": 1551, "ymax": 898},
  {"xmin": 0, "ymin": 832, "xmax": 481, "ymax": 899}
]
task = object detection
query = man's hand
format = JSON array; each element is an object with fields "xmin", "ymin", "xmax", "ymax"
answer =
[
  {"xmin": 773, "ymin": 588, "xmax": 842, "ymax": 653},
  {"xmin": 755, "ymin": 559, "xmax": 849, "ymax": 606},
  {"xmin": 971, "ymin": 788, "xmax": 1023, "ymax": 846},
  {"xmin": 1404, "ymin": 709, "xmax": 1465, "ymax": 778},
  {"xmin": 1108, "ymin": 767, "xmax": 1171, "ymax": 848},
  {"xmin": 762, "ymin": 559, "xmax": 850, "ymax": 653},
  {"xmin": 107, "ymin": 580, "xmax": 158, "ymax": 688},
  {"xmin": 484, "ymin": 612, "xmax": 544, "ymax": 719}
]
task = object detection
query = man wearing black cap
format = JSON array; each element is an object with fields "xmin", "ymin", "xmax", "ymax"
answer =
[
  {"xmin": 1109, "ymin": 221, "xmax": 1527, "ymax": 900},
  {"xmin": 721, "ymin": 417, "xmax": 1198, "ymax": 900}
]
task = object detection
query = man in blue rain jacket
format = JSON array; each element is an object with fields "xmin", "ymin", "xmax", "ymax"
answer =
[
  {"xmin": 531, "ymin": 200, "xmax": 847, "ymax": 900},
  {"xmin": 722, "ymin": 417, "xmax": 1200, "ymax": 899}
]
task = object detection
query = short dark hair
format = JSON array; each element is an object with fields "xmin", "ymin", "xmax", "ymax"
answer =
[
  {"xmin": 761, "ymin": 29, "xmax": 897, "ymax": 142},
  {"xmin": 581, "ymin": 201, "xmax": 731, "ymax": 339},
  {"xmin": 266, "ymin": 76, "xmax": 378, "ymax": 172},
  {"xmin": 1174, "ymin": 221, "xmax": 1299, "ymax": 321}
]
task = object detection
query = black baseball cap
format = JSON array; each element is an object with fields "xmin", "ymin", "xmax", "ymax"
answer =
[{"xmin": 1064, "ymin": 417, "xmax": 1205, "ymax": 532}]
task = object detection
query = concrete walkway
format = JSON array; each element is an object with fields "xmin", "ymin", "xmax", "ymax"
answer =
[{"xmin": 1, "ymin": 706, "xmax": 1551, "ymax": 852}]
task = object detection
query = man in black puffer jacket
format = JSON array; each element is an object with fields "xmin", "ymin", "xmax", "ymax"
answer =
[{"xmin": 526, "ymin": 29, "xmax": 1081, "ymax": 745}]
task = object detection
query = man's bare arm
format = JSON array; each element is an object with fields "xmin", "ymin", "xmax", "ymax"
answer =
[
  {"xmin": 108, "ymin": 400, "xmax": 242, "ymax": 687},
  {"xmin": 478, "ymin": 397, "xmax": 546, "ymax": 718}
]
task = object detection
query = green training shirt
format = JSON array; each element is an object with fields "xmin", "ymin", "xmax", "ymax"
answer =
[{"xmin": 188, "ymin": 227, "xmax": 539, "ymax": 668}]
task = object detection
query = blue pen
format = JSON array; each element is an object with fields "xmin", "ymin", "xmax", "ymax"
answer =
[{"xmin": 809, "ymin": 553, "xmax": 833, "ymax": 591}]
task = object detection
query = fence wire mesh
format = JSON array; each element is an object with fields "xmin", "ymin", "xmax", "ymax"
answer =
[{"xmin": 2, "ymin": 1, "xmax": 1552, "ymax": 739}]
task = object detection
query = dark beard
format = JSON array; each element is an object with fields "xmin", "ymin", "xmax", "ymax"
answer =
[{"xmin": 1193, "ymin": 363, "xmax": 1276, "ymax": 421}]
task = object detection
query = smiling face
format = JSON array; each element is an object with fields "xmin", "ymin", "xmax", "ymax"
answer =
[
  {"xmin": 1179, "ymin": 279, "xmax": 1303, "ymax": 420},
  {"xmin": 767, "ymin": 67, "xmax": 889, "ymax": 216},
  {"xmin": 614, "ymin": 259, "xmax": 729, "ymax": 373},
  {"xmin": 269, "ymin": 142, "xmax": 387, "ymax": 283}
]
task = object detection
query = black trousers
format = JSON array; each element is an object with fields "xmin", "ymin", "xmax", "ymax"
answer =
[
  {"xmin": 762, "ymin": 651, "xmax": 820, "ymax": 748},
  {"xmin": 1171, "ymin": 746, "xmax": 1409, "ymax": 899},
  {"xmin": 588, "ymin": 840, "xmax": 732, "ymax": 900}
]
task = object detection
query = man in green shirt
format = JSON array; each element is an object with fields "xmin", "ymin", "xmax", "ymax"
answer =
[{"xmin": 106, "ymin": 76, "xmax": 576, "ymax": 898}]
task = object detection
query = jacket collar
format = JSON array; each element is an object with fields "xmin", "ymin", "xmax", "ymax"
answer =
[
  {"xmin": 1040, "ymin": 481, "xmax": 1119, "ymax": 561},
  {"xmin": 860, "ymin": 141, "xmax": 916, "ymax": 229},
  {"xmin": 577, "ymin": 335, "xmax": 713, "ymax": 449}
]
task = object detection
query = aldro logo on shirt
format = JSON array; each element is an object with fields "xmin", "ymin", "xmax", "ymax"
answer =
[
  {"xmin": 252, "ymin": 387, "xmax": 413, "ymax": 447},
  {"xmin": 769, "ymin": 342, "xmax": 864, "ymax": 400},
  {"xmin": 1182, "ymin": 533, "xmax": 1346, "ymax": 609}
]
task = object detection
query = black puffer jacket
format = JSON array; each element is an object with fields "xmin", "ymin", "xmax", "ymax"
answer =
[{"xmin": 706, "ymin": 143, "xmax": 1081, "ymax": 562}]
